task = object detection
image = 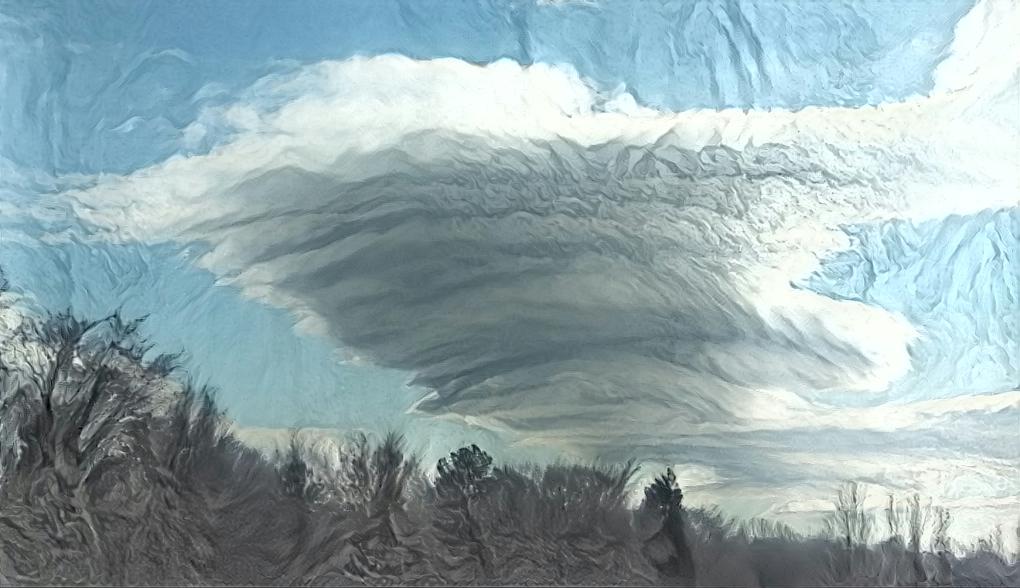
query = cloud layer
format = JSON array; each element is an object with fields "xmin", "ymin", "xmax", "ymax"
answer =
[{"xmin": 8, "ymin": 0, "xmax": 1017, "ymax": 542}]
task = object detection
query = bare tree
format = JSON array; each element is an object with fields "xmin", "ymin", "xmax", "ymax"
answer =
[
  {"xmin": 929, "ymin": 505, "xmax": 955, "ymax": 587},
  {"xmin": 1014, "ymin": 515, "xmax": 1020, "ymax": 564},
  {"xmin": 1, "ymin": 311, "xmax": 155, "ymax": 493},
  {"xmin": 977, "ymin": 524, "xmax": 1006, "ymax": 560},
  {"xmin": 740, "ymin": 516, "xmax": 802, "ymax": 542},
  {"xmin": 884, "ymin": 493, "xmax": 932, "ymax": 583},
  {"xmin": 906, "ymin": 494, "xmax": 931, "ymax": 553},
  {"xmin": 824, "ymin": 481, "xmax": 872, "ymax": 577},
  {"xmin": 886, "ymin": 493, "xmax": 904, "ymax": 543},
  {"xmin": 931, "ymin": 505, "xmax": 953, "ymax": 553}
]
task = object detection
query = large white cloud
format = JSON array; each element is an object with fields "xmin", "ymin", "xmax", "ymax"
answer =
[
  {"xmin": 43, "ymin": 0, "xmax": 1018, "ymax": 539},
  {"xmin": 62, "ymin": 1, "xmax": 1016, "ymax": 434}
]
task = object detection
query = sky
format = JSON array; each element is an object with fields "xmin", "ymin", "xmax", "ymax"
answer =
[{"xmin": 0, "ymin": 0, "xmax": 1017, "ymax": 547}]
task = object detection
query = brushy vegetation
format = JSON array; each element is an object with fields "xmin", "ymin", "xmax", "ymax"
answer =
[{"xmin": 1, "ymin": 297, "xmax": 1017, "ymax": 585}]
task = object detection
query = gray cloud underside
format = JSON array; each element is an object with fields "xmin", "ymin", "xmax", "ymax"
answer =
[{"xmin": 173, "ymin": 132, "xmax": 930, "ymax": 442}]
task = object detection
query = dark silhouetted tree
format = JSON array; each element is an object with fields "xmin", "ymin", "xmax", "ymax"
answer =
[
  {"xmin": 436, "ymin": 444, "xmax": 493, "ymax": 499},
  {"xmin": 641, "ymin": 467, "xmax": 695, "ymax": 584},
  {"xmin": 433, "ymin": 444, "xmax": 495, "ymax": 578},
  {"xmin": 276, "ymin": 431, "xmax": 323, "ymax": 502}
]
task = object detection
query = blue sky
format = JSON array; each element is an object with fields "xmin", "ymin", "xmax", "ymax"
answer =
[
  {"xmin": 1, "ymin": 0, "xmax": 1016, "ymax": 543},
  {"xmin": 1, "ymin": 0, "xmax": 973, "ymax": 175}
]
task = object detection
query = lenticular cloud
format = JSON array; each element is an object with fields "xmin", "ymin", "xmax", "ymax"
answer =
[
  {"xmin": 65, "ymin": 16, "xmax": 1015, "ymax": 445},
  {"xmin": 1, "ymin": 0, "xmax": 1018, "ymax": 584}
]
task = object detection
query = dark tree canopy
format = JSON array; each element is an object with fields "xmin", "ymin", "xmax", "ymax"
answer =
[
  {"xmin": 644, "ymin": 467, "xmax": 684, "ymax": 513},
  {"xmin": 436, "ymin": 444, "xmax": 494, "ymax": 499}
]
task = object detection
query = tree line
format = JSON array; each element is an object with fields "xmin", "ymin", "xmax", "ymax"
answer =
[{"xmin": 0, "ymin": 286, "xmax": 1016, "ymax": 585}]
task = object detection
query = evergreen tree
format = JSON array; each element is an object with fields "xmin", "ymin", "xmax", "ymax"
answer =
[{"xmin": 642, "ymin": 467, "xmax": 695, "ymax": 584}]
